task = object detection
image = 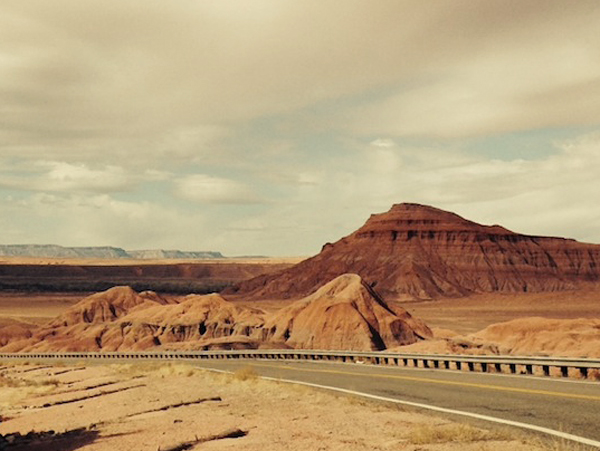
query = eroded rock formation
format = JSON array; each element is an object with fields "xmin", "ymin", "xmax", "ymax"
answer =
[
  {"xmin": 263, "ymin": 274, "xmax": 431, "ymax": 350},
  {"xmin": 226, "ymin": 203, "xmax": 600, "ymax": 300},
  {"xmin": 1, "ymin": 275, "xmax": 430, "ymax": 352}
]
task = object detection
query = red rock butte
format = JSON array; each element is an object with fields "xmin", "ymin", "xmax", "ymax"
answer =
[{"xmin": 226, "ymin": 203, "xmax": 600, "ymax": 300}]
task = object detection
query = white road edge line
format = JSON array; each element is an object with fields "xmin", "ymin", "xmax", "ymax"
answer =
[{"xmin": 203, "ymin": 367, "xmax": 600, "ymax": 448}]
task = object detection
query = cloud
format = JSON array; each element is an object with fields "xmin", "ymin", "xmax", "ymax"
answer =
[
  {"xmin": 2, "ymin": 0, "xmax": 598, "ymax": 167},
  {"xmin": 174, "ymin": 174, "xmax": 261, "ymax": 204},
  {"xmin": 0, "ymin": 192, "xmax": 210, "ymax": 250},
  {"xmin": 1, "ymin": 1, "xmax": 600, "ymax": 255},
  {"xmin": 0, "ymin": 161, "xmax": 158, "ymax": 193}
]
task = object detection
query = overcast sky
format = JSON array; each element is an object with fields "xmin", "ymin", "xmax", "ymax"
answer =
[{"xmin": 1, "ymin": 1, "xmax": 600, "ymax": 256}]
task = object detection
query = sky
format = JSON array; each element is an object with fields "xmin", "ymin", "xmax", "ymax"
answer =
[{"xmin": 1, "ymin": 1, "xmax": 600, "ymax": 256}]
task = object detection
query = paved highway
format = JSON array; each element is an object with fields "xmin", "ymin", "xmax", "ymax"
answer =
[{"xmin": 192, "ymin": 359, "xmax": 600, "ymax": 446}]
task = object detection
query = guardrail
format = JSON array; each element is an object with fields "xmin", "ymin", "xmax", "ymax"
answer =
[{"xmin": 2, "ymin": 350, "xmax": 600, "ymax": 380}]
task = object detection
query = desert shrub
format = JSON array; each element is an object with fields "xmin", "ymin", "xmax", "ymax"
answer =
[
  {"xmin": 529, "ymin": 435, "xmax": 599, "ymax": 451},
  {"xmin": 233, "ymin": 366, "xmax": 258, "ymax": 381},
  {"xmin": 156, "ymin": 363, "xmax": 196, "ymax": 378},
  {"xmin": 407, "ymin": 423, "xmax": 510, "ymax": 444}
]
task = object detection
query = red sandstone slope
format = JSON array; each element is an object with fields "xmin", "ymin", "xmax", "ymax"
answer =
[
  {"xmin": 48, "ymin": 286, "xmax": 171, "ymax": 326},
  {"xmin": 226, "ymin": 203, "xmax": 600, "ymax": 300},
  {"xmin": 263, "ymin": 274, "xmax": 431, "ymax": 350}
]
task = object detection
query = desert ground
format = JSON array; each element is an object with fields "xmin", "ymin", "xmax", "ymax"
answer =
[
  {"xmin": 399, "ymin": 286, "xmax": 600, "ymax": 335},
  {"xmin": 0, "ymin": 361, "xmax": 574, "ymax": 451},
  {"xmin": 1, "ymin": 259, "xmax": 599, "ymax": 449}
]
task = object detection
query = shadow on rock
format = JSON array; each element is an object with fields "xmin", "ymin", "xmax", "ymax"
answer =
[{"xmin": 0, "ymin": 428, "xmax": 99, "ymax": 451}]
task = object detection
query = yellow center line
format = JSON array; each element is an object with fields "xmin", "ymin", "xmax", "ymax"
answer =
[{"xmin": 247, "ymin": 362, "xmax": 600, "ymax": 402}]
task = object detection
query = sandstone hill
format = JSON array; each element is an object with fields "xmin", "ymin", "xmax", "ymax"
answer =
[
  {"xmin": 263, "ymin": 274, "xmax": 431, "ymax": 350},
  {"xmin": 0, "ymin": 275, "xmax": 430, "ymax": 352},
  {"xmin": 48, "ymin": 286, "xmax": 171, "ymax": 327},
  {"xmin": 226, "ymin": 203, "xmax": 600, "ymax": 300}
]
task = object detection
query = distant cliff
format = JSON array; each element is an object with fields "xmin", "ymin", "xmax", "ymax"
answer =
[
  {"xmin": 0, "ymin": 244, "xmax": 223, "ymax": 259},
  {"xmin": 127, "ymin": 249, "xmax": 223, "ymax": 259}
]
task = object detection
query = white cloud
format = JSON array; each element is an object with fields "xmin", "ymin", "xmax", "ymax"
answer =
[
  {"xmin": 0, "ymin": 161, "xmax": 156, "ymax": 193},
  {"xmin": 1, "ymin": 1, "xmax": 600, "ymax": 255},
  {"xmin": 369, "ymin": 139, "xmax": 396, "ymax": 148},
  {"xmin": 174, "ymin": 174, "xmax": 261, "ymax": 204},
  {"xmin": 0, "ymin": 192, "xmax": 210, "ymax": 250}
]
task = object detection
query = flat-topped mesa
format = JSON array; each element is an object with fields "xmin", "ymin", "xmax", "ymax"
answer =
[
  {"xmin": 357, "ymin": 203, "xmax": 514, "ymax": 240},
  {"xmin": 227, "ymin": 203, "xmax": 600, "ymax": 301}
]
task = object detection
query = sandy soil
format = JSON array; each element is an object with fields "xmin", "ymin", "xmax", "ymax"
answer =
[
  {"xmin": 0, "ymin": 362, "xmax": 555, "ymax": 451},
  {"xmin": 400, "ymin": 286, "xmax": 600, "ymax": 334},
  {"xmin": 0, "ymin": 292, "xmax": 85, "ymax": 326}
]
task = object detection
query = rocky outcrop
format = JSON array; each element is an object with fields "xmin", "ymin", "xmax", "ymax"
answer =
[
  {"xmin": 471, "ymin": 317, "xmax": 600, "ymax": 358},
  {"xmin": 48, "ymin": 286, "xmax": 171, "ymax": 326},
  {"xmin": 263, "ymin": 274, "xmax": 431, "ymax": 350},
  {"xmin": 115, "ymin": 293, "xmax": 266, "ymax": 349},
  {"xmin": 1, "ymin": 275, "xmax": 430, "ymax": 352},
  {"xmin": 226, "ymin": 203, "xmax": 600, "ymax": 300}
]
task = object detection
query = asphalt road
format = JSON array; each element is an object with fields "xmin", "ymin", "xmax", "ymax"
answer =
[{"xmin": 191, "ymin": 359, "xmax": 600, "ymax": 445}]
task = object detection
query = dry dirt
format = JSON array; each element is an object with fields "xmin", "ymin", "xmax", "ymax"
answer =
[
  {"xmin": 0, "ymin": 362, "xmax": 561, "ymax": 451},
  {"xmin": 0, "ymin": 292, "xmax": 84, "ymax": 327},
  {"xmin": 400, "ymin": 287, "xmax": 600, "ymax": 335}
]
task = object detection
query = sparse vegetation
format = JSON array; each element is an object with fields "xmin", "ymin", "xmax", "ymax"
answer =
[
  {"xmin": 233, "ymin": 366, "xmax": 259, "ymax": 381},
  {"xmin": 156, "ymin": 363, "xmax": 197, "ymax": 378},
  {"xmin": 407, "ymin": 423, "xmax": 512, "ymax": 444},
  {"xmin": 530, "ymin": 435, "xmax": 600, "ymax": 451},
  {"xmin": 0, "ymin": 374, "xmax": 60, "ymax": 389}
]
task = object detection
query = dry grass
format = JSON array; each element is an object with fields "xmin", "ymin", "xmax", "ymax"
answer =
[
  {"xmin": 528, "ymin": 435, "xmax": 600, "ymax": 451},
  {"xmin": 407, "ymin": 423, "xmax": 512, "ymax": 444},
  {"xmin": 156, "ymin": 363, "xmax": 197, "ymax": 378},
  {"xmin": 232, "ymin": 366, "xmax": 259, "ymax": 381},
  {"xmin": 0, "ymin": 374, "xmax": 60, "ymax": 389},
  {"xmin": 110, "ymin": 361, "xmax": 197, "ymax": 378}
]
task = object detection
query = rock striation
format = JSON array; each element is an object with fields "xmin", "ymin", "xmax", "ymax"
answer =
[
  {"xmin": 226, "ymin": 203, "xmax": 600, "ymax": 300},
  {"xmin": 1, "ymin": 275, "xmax": 430, "ymax": 352}
]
